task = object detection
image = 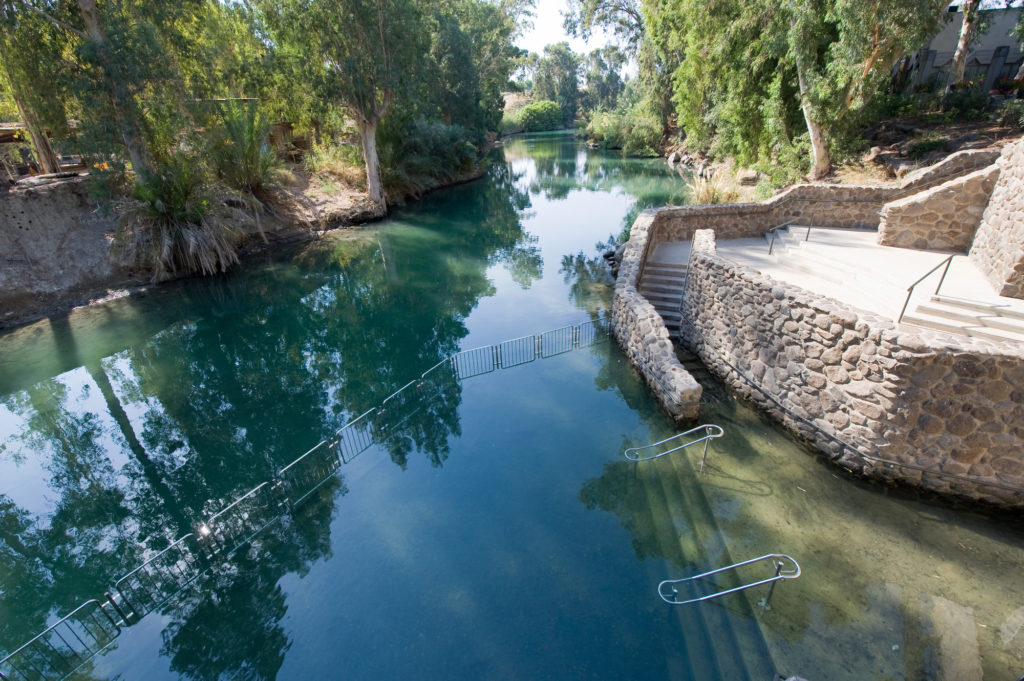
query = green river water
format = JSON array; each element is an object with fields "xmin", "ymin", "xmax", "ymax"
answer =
[{"xmin": 1, "ymin": 132, "xmax": 1022, "ymax": 681}]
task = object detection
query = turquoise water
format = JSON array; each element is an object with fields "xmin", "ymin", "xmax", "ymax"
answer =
[{"xmin": 1, "ymin": 134, "xmax": 1022, "ymax": 681}]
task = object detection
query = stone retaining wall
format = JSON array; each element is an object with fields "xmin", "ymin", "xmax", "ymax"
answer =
[
  {"xmin": 610, "ymin": 211, "xmax": 702, "ymax": 421},
  {"xmin": 899, "ymin": 149, "xmax": 1001, "ymax": 191},
  {"xmin": 878, "ymin": 165, "xmax": 1000, "ymax": 251},
  {"xmin": 649, "ymin": 184, "xmax": 899, "ymax": 250},
  {"xmin": 969, "ymin": 138, "xmax": 1024, "ymax": 298},
  {"xmin": 679, "ymin": 231, "xmax": 1024, "ymax": 507}
]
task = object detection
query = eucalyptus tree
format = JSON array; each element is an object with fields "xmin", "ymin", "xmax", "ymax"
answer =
[
  {"xmin": 563, "ymin": 0, "xmax": 645, "ymax": 56},
  {"xmin": 259, "ymin": 0, "xmax": 428, "ymax": 209},
  {"xmin": 646, "ymin": 0, "xmax": 950, "ymax": 179},
  {"xmin": 0, "ymin": 2, "xmax": 69, "ymax": 173},
  {"xmin": 533, "ymin": 42, "xmax": 581, "ymax": 126}
]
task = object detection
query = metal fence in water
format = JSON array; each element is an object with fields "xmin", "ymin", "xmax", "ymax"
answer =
[{"xmin": 0, "ymin": 316, "xmax": 608, "ymax": 681}]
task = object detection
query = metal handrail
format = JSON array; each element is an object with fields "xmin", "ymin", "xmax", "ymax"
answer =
[
  {"xmin": 624, "ymin": 424, "xmax": 724, "ymax": 473},
  {"xmin": 0, "ymin": 599, "xmax": 122, "ymax": 677},
  {"xmin": 897, "ymin": 253, "xmax": 955, "ymax": 323},
  {"xmin": 1, "ymin": 316, "xmax": 615, "ymax": 681},
  {"xmin": 658, "ymin": 553, "xmax": 801, "ymax": 606},
  {"xmin": 765, "ymin": 220, "xmax": 797, "ymax": 255}
]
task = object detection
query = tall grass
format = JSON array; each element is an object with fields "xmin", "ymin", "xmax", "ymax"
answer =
[
  {"xmin": 112, "ymin": 151, "xmax": 253, "ymax": 281},
  {"xmin": 686, "ymin": 174, "xmax": 740, "ymax": 205}
]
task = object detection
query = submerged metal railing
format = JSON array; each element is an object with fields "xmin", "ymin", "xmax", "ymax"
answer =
[
  {"xmin": 658, "ymin": 554, "xmax": 801, "ymax": 606},
  {"xmin": 624, "ymin": 424, "xmax": 724, "ymax": 473},
  {"xmin": 0, "ymin": 600, "xmax": 123, "ymax": 681},
  {"xmin": 1, "ymin": 316, "xmax": 609, "ymax": 681}
]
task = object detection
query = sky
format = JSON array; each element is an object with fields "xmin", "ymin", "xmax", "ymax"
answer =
[{"xmin": 514, "ymin": 0, "xmax": 614, "ymax": 56}]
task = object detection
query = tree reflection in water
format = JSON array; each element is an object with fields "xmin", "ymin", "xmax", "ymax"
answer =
[{"xmin": 0, "ymin": 159, "xmax": 541, "ymax": 675}]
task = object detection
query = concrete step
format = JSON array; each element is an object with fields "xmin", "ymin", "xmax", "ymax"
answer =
[
  {"xmin": 932, "ymin": 295, "xmax": 1024, "ymax": 322},
  {"xmin": 901, "ymin": 312, "xmax": 1024, "ymax": 344},
  {"xmin": 646, "ymin": 261, "xmax": 687, "ymax": 273},
  {"xmin": 915, "ymin": 303, "xmax": 1024, "ymax": 335},
  {"xmin": 642, "ymin": 291, "xmax": 682, "ymax": 306},
  {"xmin": 641, "ymin": 273, "xmax": 687, "ymax": 286},
  {"xmin": 640, "ymin": 282, "xmax": 685, "ymax": 296}
]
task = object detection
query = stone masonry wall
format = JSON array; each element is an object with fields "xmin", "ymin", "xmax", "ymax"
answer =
[
  {"xmin": 898, "ymin": 149, "xmax": 1001, "ymax": 192},
  {"xmin": 878, "ymin": 165, "xmax": 1000, "ymax": 251},
  {"xmin": 678, "ymin": 234, "xmax": 1024, "ymax": 507},
  {"xmin": 610, "ymin": 210, "xmax": 702, "ymax": 421},
  {"xmin": 649, "ymin": 184, "xmax": 900, "ymax": 250},
  {"xmin": 969, "ymin": 139, "xmax": 1024, "ymax": 298}
]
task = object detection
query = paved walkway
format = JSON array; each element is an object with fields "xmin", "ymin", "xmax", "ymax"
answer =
[{"xmin": 661, "ymin": 228, "xmax": 1024, "ymax": 323}]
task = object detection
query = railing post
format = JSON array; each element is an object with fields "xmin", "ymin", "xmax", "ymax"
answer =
[
  {"xmin": 768, "ymin": 229, "xmax": 776, "ymax": 255},
  {"xmin": 104, "ymin": 591, "xmax": 131, "ymax": 626},
  {"xmin": 805, "ymin": 225, "xmax": 812, "ymax": 241},
  {"xmin": 935, "ymin": 255, "xmax": 953, "ymax": 296},
  {"xmin": 760, "ymin": 560, "xmax": 784, "ymax": 610}
]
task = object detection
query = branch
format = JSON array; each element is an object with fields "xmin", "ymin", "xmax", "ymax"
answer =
[{"xmin": 14, "ymin": 0, "xmax": 85, "ymax": 39}]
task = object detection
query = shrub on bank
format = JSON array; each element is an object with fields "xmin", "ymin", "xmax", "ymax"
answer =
[{"xmin": 517, "ymin": 100, "xmax": 562, "ymax": 132}]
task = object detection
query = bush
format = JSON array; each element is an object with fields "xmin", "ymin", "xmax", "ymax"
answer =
[
  {"xmin": 379, "ymin": 118, "xmax": 478, "ymax": 198},
  {"xmin": 517, "ymin": 100, "xmax": 562, "ymax": 132},
  {"xmin": 586, "ymin": 107, "xmax": 661, "ymax": 157},
  {"xmin": 112, "ymin": 151, "xmax": 253, "ymax": 281},
  {"xmin": 993, "ymin": 98, "xmax": 1024, "ymax": 129},
  {"xmin": 906, "ymin": 133, "xmax": 947, "ymax": 159}
]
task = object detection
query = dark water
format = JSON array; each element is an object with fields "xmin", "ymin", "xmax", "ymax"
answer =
[{"xmin": 1, "ymin": 133, "xmax": 1022, "ymax": 681}]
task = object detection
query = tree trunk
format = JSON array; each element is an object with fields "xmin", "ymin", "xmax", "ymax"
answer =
[
  {"xmin": 76, "ymin": 0, "xmax": 156, "ymax": 179},
  {"xmin": 951, "ymin": 0, "xmax": 980, "ymax": 87},
  {"xmin": 356, "ymin": 116, "xmax": 386, "ymax": 209},
  {"xmin": 15, "ymin": 98, "xmax": 61, "ymax": 174},
  {"xmin": 794, "ymin": 48, "xmax": 831, "ymax": 180}
]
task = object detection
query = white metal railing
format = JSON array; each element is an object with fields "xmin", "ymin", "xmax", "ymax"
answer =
[
  {"xmin": 658, "ymin": 554, "xmax": 801, "ymax": 607},
  {"xmin": 624, "ymin": 424, "xmax": 724, "ymax": 473}
]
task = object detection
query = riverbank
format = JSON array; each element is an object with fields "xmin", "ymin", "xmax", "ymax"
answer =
[{"xmin": 0, "ymin": 159, "xmax": 489, "ymax": 332}]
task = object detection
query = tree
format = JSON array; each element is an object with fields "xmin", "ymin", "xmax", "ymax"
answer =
[
  {"xmin": 950, "ymin": 0, "xmax": 981, "ymax": 86},
  {"xmin": 0, "ymin": 3, "xmax": 68, "ymax": 173},
  {"xmin": 563, "ymin": 0, "xmax": 645, "ymax": 56},
  {"xmin": 533, "ymin": 42, "xmax": 580, "ymax": 126},
  {"xmin": 262, "ymin": 0, "xmax": 428, "ymax": 209},
  {"xmin": 583, "ymin": 46, "xmax": 626, "ymax": 111},
  {"xmin": 646, "ymin": 0, "xmax": 950, "ymax": 180}
]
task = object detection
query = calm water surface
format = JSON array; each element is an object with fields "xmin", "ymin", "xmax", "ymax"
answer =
[{"xmin": 1, "ymin": 133, "xmax": 1022, "ymax": 681}]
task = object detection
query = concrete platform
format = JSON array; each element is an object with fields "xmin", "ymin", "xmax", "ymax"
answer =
[{"xmin": 653, "ymin": 228, "xmax": 1024, "ymax": 336}]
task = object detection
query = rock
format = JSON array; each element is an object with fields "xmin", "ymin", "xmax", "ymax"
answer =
[{"xmin": 737, "ymin": 168, "xmax": 759, "ymax": 186}]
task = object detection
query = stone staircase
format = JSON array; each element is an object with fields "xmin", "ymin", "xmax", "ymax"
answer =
[
  {"xmin": 639, "ymin": 260, "xmax": 687, "ymax": 338},
  {"xmin": 760, "ymin": 226, "xmax": 1024, "ymax": 344},
  {"xmin": 901, "ymin": 295, "xmax": 1024, "ymax": 344},
  {"xmin": 633, "ymin": 435, "xmax": 776, "ymax": 680}
]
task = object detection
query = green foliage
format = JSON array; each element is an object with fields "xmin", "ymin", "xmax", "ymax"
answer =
[
  {"xmin": 210, "ymin": 100, "xmax": 281, "ymax": 201},
  {"xmin": 583, "ymin": 46, "xmax": 627, "ymax": 112},
  {"xmin": 379, "ymin": 118, "xmax": 478, "ymax": 198},
  {"xmin": 517, "ymin": 100, "xmax": 563, "ymax": 132},
  {"xmin": 533, "ymin": 43, "xmax": 581, "ymax": 126},
  {"xmin": 644, "ymin": 0, "xmax": 950, "ymax": 179},
  {"xmin": 305, "ymin": 138, "xmax": 366, "ymax": 188},
  {"xmin": 906, "ymin": 134, "xmax": 947, "ymax": 159},
  {"xmin": 993, "ymin": 98, "xmax": 1024, "ymax": 129},
  {"xmin": 586, "ymin": 107, "xmax": 661, "ymax": 156},
  {"xmin": 112, "ymin": 151, "xmax": 253, "ymax": 281}
]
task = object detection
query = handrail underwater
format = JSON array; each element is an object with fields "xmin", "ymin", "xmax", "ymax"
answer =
[
  {"xmin": 897, "ymin": 253, "xmax": 955, "ymax": 323},
  {"xmin": 658, "ymin": 553, "xmax": 801, "ymax": 606},
  {"xmin": 624, "ymin": 424, "xmax": 724, "ymax": 473},
  {"xmin": 1, "ymin": 315, "xmax": 612, "ymax": 681}
]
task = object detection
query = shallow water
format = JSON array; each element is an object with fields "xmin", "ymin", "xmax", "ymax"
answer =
[{"xmin": 1, "ymin": 133, "xmax": 1021, "ymax": 681}]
